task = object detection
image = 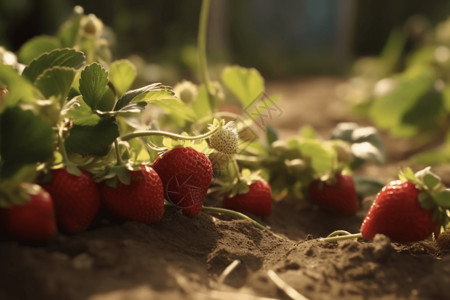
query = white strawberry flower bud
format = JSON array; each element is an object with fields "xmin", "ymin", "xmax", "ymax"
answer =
[
  {"xmin": 209, "ymin": 121, "xmax": 239, "ymax": 154},
  {"xmin": 173, "ymin": 80, "xmax": 198, "ymax": 104}
]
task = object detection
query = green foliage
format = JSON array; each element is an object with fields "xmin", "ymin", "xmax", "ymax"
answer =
[
  {"xmin": 22, "ymin": 48, "xmax": 85, "ymax": 83},
  {"xmin": 35, "ymin": 67, "xmax": 76, "ymax": 101},
  {"xmin": 17, "ymin": 36, "xmax": 60, "ymax": 65},
  {"xmin": 109, "ymin": 60, "xmax": 137, "ymax": 96},
  {"xmin": 0, "ymin": 64, "xmax": 36, "ymax": 108},
  {"xmin": 79, "ymin": 63, "xmax": 109, "ymax": 110},
  {"xmin": 0, "ymin": 107, "xmax": 53, "ymax": 178},
  {"xmin": 65, "ymin": 117, "xmax": 119, "ymax": 156},
  {"xmin": 221, "ymin": 66, "xmax": 265, "ymax": 107},
  {"xmin": 341, "ymin": 17, "xmax": 450, "ymax": 166}
]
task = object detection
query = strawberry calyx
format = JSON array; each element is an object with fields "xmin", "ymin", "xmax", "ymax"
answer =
[{"xmin": 399, "ymin": 166, "xmax": 450, "ymax": 231}]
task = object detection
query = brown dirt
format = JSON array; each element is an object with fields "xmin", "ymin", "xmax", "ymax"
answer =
[{"xmin": 1, "ymin": 78, "xmax": 449, "ymax": 300}]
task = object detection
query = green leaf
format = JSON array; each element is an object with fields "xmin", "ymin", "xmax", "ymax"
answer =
[
  {"xmin": 418, "ymin": 192, "xmax": 435, "ymax": 211},
  {"xmin": 115, "ymin": 83, "xmax": 195, "ymax": 121},
  {"xmin": 399, "ymin": 167, "xmax": 417, "ymax": 183},
  {"xmin": 298, "ymin": 139, "xmax": 336, "ymax": 177},
  {"xmin": 191, "ymin": 85, "xmax": 211, "ymax": 118},
  {"xmin": 401, "ymin": 86, "xmax": 444, "ymax": 129},
  {"xmin": 221, "ymin": 66, "xmax": 264, "ymax": 107},
  {"xmin": 58, "ymin": 7, "xmax": 83, "ymax": 47},
  {"xmin": 109, "ymin": 59, "xmax": 136, "ymax": 96},
  {"xmin": 17, "ymin": 35, "xmax": 60, "ymax": 65},
  {"xmin": 79, "ymin": 63, "xmax": 109, "ymax": 110},
  {"xmin": 64, "ymin": 97, "xmax": 101, "ymax": 126},
  {"xmin": 266, "ymin": 125, "xmax": 278, "ymax": 145},
  {"xmin": 35, "ymin": 66, "xmax": 76, "ymax": 101},
  {"xmin": 0, "ymin": 64, "xmax": 36, "ymax": 107},
  {"xmin": 150, "ymin": 98, "xmax": 195, "ymax": 122},
  {"xmin": 64, "ymin": 116, "xmax": 119, "ymax": 156},
  {"xmin": 22, "ymin": 48, "xmax": 85, "ymax": 83},
  {"xmin": 353, "ymin": 176, "xmax": 385, "ymax": 196},
  {"xmin": 435, "ymin": 189, "xmax": 450, "ymax": 209},
  {"xmin": 0, "ymin": 107, "xmax": 53, "ymax": 178},
  {"xmin": 114, "ymin": 83, "xmax": 168, "ymax": 110},
  {"xmin": 369, "ymin": 65, "xmax": 435, "ymax": 137},
  {"xmin": 415, "ymin": 167, "xmax": 441, "ymax": 190},
  {"xmin": 351, "ymin": 142, "xmax": 384, "ymax": 164}
]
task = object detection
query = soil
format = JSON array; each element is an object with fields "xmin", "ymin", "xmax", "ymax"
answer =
[{"xmin": 1, "ymin": 78, "xmax": 450, "ymax": 300}]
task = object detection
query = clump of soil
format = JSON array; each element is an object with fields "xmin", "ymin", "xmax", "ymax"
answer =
[{"xmin": 1, "ymin": 78, "xmax": 449, "ymax": 300}]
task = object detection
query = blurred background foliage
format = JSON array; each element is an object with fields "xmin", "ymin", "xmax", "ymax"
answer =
[{"xmin": 1, "ymin": 0, "xmax": 449, "ymax": 82}]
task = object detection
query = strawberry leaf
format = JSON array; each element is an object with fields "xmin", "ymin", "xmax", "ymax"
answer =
[
  {"xmin": 35, "ymin": 66, "xmax": 76, "ymax": 101},
  {"xmin": 22, "ymin": 48, "xmax": 85, "ymax": 83},
  {"xmin": 17, "ymin": 35, "xmax": 60, "ymax": 65},
  {"xmin": 435, "ymin": 189, "xmax": 450, "ymax": 209},
  {"xmin": 79, "ymin": 63, "xmax": 109, "ymax": 110},
  {"xmin": 109, "ymin": 59, "xmax": 136, "ymax": 96},
  {"xmin": 418, "ymin": 191, "xmax": 435, "ymax": 211},
  {"xmin": 415, "ymin": 167, "xmax": 441, "ymax": 191},
  {"xmin": 0, "ymin": 64, "xmax": 36, "ymax": 107},
  {"xmin": 64, "ymin": 116, "xmax": 119, "ymax": 156},
  {"xmin": 296, "ymin": 139, "xmax": 336, "ymax": 178},
  {"xmin": 369, "ymin": 65, "xmax": 435, "ymax": 137},
  {"xmin": 221, "ymin": 66, "xmax": 264, "ymax": 107},
  {"xmin": 0, "ymin": 107, "xmax": 53, "ymax": 178},
  {"xmin": 64, "ymin": 97, "xmax": 101, "ymax": 126},
  {"xmin": 191, "ymin": 85, "xmax": 212, "ymax": 118},
  {"xmin": 353, "ymin": 176, "xmax": 385, "ymax": 196}
]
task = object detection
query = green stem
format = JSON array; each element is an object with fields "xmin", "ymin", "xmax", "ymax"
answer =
[
  {"xmin": 114, "ymin": 140, "xmax": 124, "ymax": 166},
  {"xmin": 57, "ymin": 124, "xmax": 73, "ymax": 166},
  {"xmin": 202, "ymin": 206, "xmax": 266, "ymax": 230},
  {"xmin": 198, "ymin": 0, "xmax": 215, "ymax": 112},
  {"xmin": 320, "ymin": 232, "xmax": 363, "ymax": 242},
  {"xmin": 119, "ymin": 125, "xmax": 220, "ymax": 142}
]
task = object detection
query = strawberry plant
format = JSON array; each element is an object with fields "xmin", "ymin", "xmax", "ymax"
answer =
[
  {"xmin": 323, "ymin": 167, "xmax": 450, "ymax": 243},
  {"xmin": 339, "ymin": 16, "xmax": 450, "ymax": 164},
  {"xmin": 0, "ymin": 0, "xmax": 390, "ymax": 243}
]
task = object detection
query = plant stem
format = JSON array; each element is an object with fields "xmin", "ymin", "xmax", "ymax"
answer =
[
  {"xmin": 114, "ymin": 140, "xmax": 124, "ymax": 166},
  {"xmin": 119, "ymin": 125, "xmax": 220, "ymax": 142},
  {"xmin": 320, "ymin": 232, "xmax": 362, "ymax": 242},
  {"xmin": 202, "ymin": 206, "xmax": 266, "ymax": 230},
  {"xmin": 198, "ymin": 0, "xmax": 215, "ymax": 112}
]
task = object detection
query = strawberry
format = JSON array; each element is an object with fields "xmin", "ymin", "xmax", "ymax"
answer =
[
  {"xmin": 152, "ymin": 147, "xmax": 213, "ymax": 216},
  {"xmin": 100, "ymin": 165, "xmax": 165, "ymax": 223},
  {"xmin": 209, "ymin": 121, "xmax": 239, "ymax": 154},
  {"xmin": 307, "ymin": 174, "xmax": 359, "ymax": 215},
  {"xmin": 41, "ymin": 168, "xmax": 100, "ymax": 234},
  {"xmin": 223, "ymin": 179, "xmax": 273, "ymax": 217},
  {"xmin": 0, "ymin": 183, "xmax": 57, "ymax": 242},
  {"xmin": 361, "ymin": 180, "xmax": 439, "ymax": 243}
]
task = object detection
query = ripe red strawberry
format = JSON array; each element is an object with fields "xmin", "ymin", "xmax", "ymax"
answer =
[
  {"xmin": 0, "ymin": 183, "xmax": 57, "ymax": 242},
  {"xmin": 307, "ymin": 174, "xmax": 359, "ymax": 215},
  {"xmin": 100, "ymin": 165, "xmax": 165, "ymax": 223},
  {"xmin": 223, "ymin": 179, "xmax": 273, "ymax": 217},
  {"xmin": 41, "ymin": 168, "xmax": 100, "ymax": 234},
  {"xmin": 361, "ymin": 180, "xmax": 438, "ymax": 243},
  {"xmin": 152, "ymin": 147, "xmax": 213, "ymax": 216}
]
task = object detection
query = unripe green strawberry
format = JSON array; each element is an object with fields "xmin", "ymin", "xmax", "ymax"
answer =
[
  {"xmin": 152, "ymin": 147, "xmax": 212, "ymax": 216},
  {"xmin": 308, "ymin": 174, "xmax": 359, "ymax": 215},
  {"xmin": 223, "ymin": 179, "xmax": 273, "ymax": 217},
  {"xmin": 209, "ymin": 121, "xmax": 239, "ymax": 154},
  {"xmin": 100, "ymin": 166, "xmax": 165, "ymax": 224},
  {"xmin": 0, "ymin": 183, "xmax": 57, "ymax": 243},
  {"xmin": 361, "ymin": 180, "xmax": 439, "ymax": 243}
]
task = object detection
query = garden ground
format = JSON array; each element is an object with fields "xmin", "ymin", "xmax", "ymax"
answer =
[{"xmin": 1, "ymin": 78, "xmax": 449, "ymax": 300}]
